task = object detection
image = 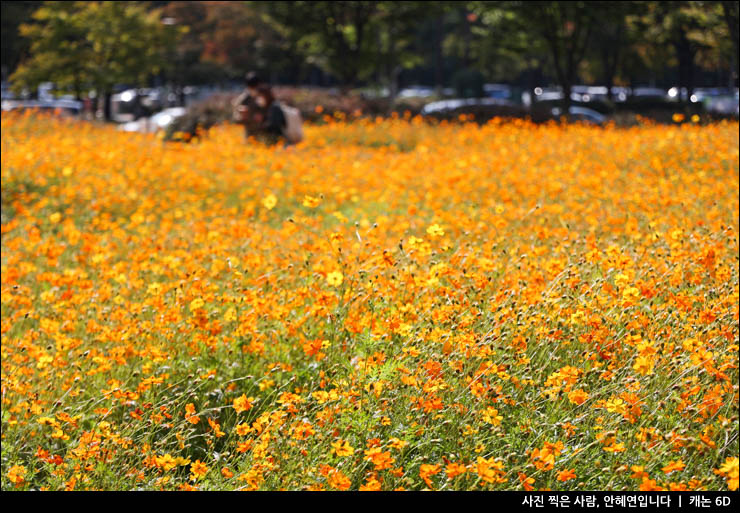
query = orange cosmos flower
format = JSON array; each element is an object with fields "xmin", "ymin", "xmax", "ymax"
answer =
[
  {"xmin": 567, "ymin": 389, "xmax": 589, "ymax": 405},
  {"xmin": 714, "ymin": 457, "xmax": 739, "ymax": 491},
  {"xmin": 446, "ymin": 462, "xmax": 468, "ymax": 480},
  {"xmin": 518, "ymin": 472, "xmax": 535, "ymax": 491},
  {"xmin": 208, "ymin": 417, "xmax": 225, "ymax": 437},
  {"xmin": 662, "ymin": 460, "xmax": 686, "ymax": 474},
  {"xmin": 327, "ymin": 469, "xmax": 351, "ymax": 491},
  {"xmin": 364, "ymin": 447, "xmax": 394, "ymax": 471},
  {"xmin": 419, "ymin": 463, "xmax": 441, "ymax": 488},
  {"xmin": 190, "ymin": 460, "xmax": 209, "ymax": 480},
  {"xmin": 476, "ymin": 457, "xmax": 505, "ymax": 484},
  {"xmin": 233, "ymin": 394, "xmax": 255, "ymax": 414},
  {"xmin": 557, "ymin": 469, "xmax": 577, "ymax": 482},
  {"xmin": 7, "ymin": 465, "xmax": 26, "ymax": 487}
]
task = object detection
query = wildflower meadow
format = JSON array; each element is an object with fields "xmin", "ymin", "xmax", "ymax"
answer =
[{"xmin": 1, "ymin": 112, "xmax": 738, "ymax": 491}]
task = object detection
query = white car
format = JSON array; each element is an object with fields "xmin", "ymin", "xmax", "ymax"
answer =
[{"xmin": 119, "ymin": 107, "xmax": 186, "ymax": 133}]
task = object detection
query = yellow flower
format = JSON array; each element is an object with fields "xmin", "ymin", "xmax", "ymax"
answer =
[
  {"xmin": 614, "ymin": 273, "xmax": 629, "ymax": 289},
  {"xmin": 481, "ymin": 406, "xmax": 503, "ymax": 426},
  {"xmin": 331, "ymin": 439, "xmax": 354, "ymax": 457},
  {"xmin": 49, "ymin": 212, "xmax": 62, "ymax": 224},
  {"xmin": 189, "ymin": 298, "xmax": 205, "ymax": 312},
  {"xmin": 156, "ymin": 453, "xmax": 178, "ymax": 471},
  {"xmin": 388, "ymin": 437, "xmax": 408, "ymax": 450},
  {"xmin": 147, "ymin": 283, "xmax": 162, "ymax": 295},
  {"xmin": 621, "ymin": 286, "xmax": 640, "ymax": 306},
  {"xmin": 327, "ymin": 270, "xmax": 343, "ymax": 287},
  {"xmin": 633, "ymin": 355, "xmax": 655, "ymax": 376},
  {"xmin": 224, "ymin": 307, "xmax": 237, "ymax": 322},
  {"xmin": 302, "ymin": 195, "xmax": 321, "ymax": 207},
  {"xmin": 262, "ymin": 193, "xmax": 277, "ymax": 210},
  {"xmin": 426, "ymin": 224, "xmax": 445, "ymax": 237}
]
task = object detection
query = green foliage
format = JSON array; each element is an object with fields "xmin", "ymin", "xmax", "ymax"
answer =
[
  {"xmin": 1, "ymin": 1, "xmax": 42, "ymax": 79},
  {"xmin": 10, "ymin": 1, "xmax": 181, "ymax": 98},
  {"xmin": 260, "ymin": 1, "xmax": 381, "ymax": 86},
  {"xmin": 4, "ymin": 0, "xmax": 736, "ymax": 109},
  {"xmin": 627, "ymin": 1, "xmax": 732, "ymax": 96}
]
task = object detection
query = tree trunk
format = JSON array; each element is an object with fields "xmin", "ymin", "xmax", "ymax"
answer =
[
  {"xmin": 386, "ymin": 23, "xmax": 399, "ymax": 115},
  {"xmin": 722, "ymin": 1, "xmax": 739, "ymax": 76},
  {"xmin": 602, "ymin": 46, "xmax": 618, "ymax": 102},
  {"xmin": 74, "ymin": 73, "xmax": 82, "ymax": 102},
  {"xmin": 388, "ymin": 65, "xmax": 401, "ymax": 115},
  {"xmin": 562, "ymin": 81, "xmax": 572, "ymax": 121},
  {"xmin": 675, "ymin": 29, "xmax": 695, "ymax": 103},
  {"xmin": 434, "ymin": 15, "xmax": 444, "ymax": 96},
  {"xmin": 462, "ymin": 8, "xmax": 472, "ymax": 67},
  {"xmin": 103, "ymin": 90, "xmax": 113, "ymax": 122}
]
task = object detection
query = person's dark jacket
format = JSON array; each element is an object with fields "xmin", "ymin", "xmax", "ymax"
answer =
[{"xmin": 263, "ymin": 102, "xmax": 286, "ymax": 138}]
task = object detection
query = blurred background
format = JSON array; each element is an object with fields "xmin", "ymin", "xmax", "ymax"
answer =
[{"xmin": 2, "ymin": 1, "xmax": 738, "ymax": 131}]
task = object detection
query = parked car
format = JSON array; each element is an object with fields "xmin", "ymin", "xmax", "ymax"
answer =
[
  {"xmin": 398, "ymin": 86, "xmax": 436, "ymax": 99},
  {"xmin": 483, "ymin": 83, "xmax": 512, "ymax": 100},
  {"xmin": 700, "ymin": 88, "xmax": 740, "ymax": 116},
  {"xmin": 118, "ymin": 107, "xmax": 186, "ymax": 133},
  {"xmin": 550, "ymin": 106, "xmax": 607, "ymax": 125},
  {"xmin": 631, "ymin": 87, "xmax": 667, "ymax": 99},
  {"xmin": 421, "ymin": 97, "xmax": 516, "ymax": 115},
  {"xmin": 1, "ymin": 81, "xmax": 16, "ymax": 101},
  {"xmin": 2, "ymin": 98, "xmax": 83, "ymax": 116},
  {"xmin": 420, "ymin": 97, "xmax": 525, "ymax": 121}
]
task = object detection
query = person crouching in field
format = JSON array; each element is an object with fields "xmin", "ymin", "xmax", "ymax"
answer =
[
  {"xmin": 252, "ymin": 85, "xmax": 287, "ymax": 146},
  {"xmin": 232, "ymin": 72, "xmax": 265, "ymax": 140},
  {"xmin": 232, "ymin": 71, "xmax": 303, "ymax": 147},
  {"xmin": 232, "ymin": 73, "xmax": 285, "ymax": 145}
]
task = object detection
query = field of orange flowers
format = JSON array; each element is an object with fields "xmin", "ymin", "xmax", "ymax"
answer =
[{"xmin": 1, "ymin": 111, "xmax": 738, "ymax": 491}]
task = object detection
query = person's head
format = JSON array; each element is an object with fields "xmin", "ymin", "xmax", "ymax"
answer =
[
  {"xmin": 253, "ymin": 85, "xmax": 274, "ymax": 109},
  {"xmin": 245, "ymin": 72, "xmax": 263, "ymax": 95}
]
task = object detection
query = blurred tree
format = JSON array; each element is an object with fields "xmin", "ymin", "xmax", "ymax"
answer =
[
  {"xmin": 11, "ymin": 1, "xmax": 180, "ymax": 120},
  {"xmin": 632, "ymin": 1, "xmax": 731, "ymax": 102},
  {"xmin": 1, "ymin": 1, "xmax": 42, "ymax": 81},
  {"xmin": 199, "ymin": 2, "xmax": 284, "ymax": 80},
  {"xmin": 81, "ymin": 1, "xmax": 180, "ymax": 119},
  {"xmin": 9, "ymin": 1, "xmax": 88, "ymax": 99},
  {"xmin": 261, "ymin": 1, "xmax": 381, "ymax": 90},
  {"xmin": 513, "ymin": 1, "xmax": 600, "ymax": 116},
  {"xmin": 722, "ymin": 1, "xmax": 738, "ymax": 69},
  {"xmin": 586, "ymin": 1, "xmax": 637, "ymax": 100},
  {"xmin": 160, "ymin": 1, "xmax": 221, "ymax": 85},
  {"xmin": 720, "ymin": 1, "xmax": 738, "ymax": 87},
  {"xmin": 470, "ymin": 1, "xmax": 551, "ymax": 102},
  {"xmin": 374, "ymin": 2, "xmax": 441, "ymax": 107}
]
